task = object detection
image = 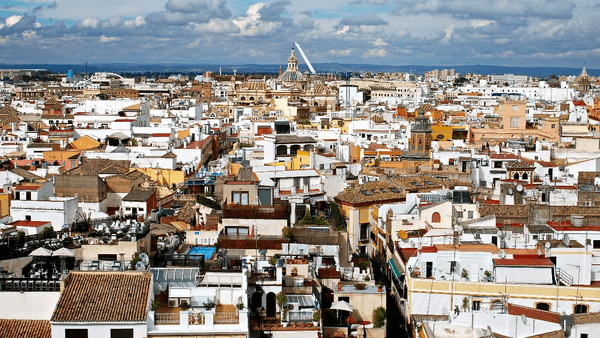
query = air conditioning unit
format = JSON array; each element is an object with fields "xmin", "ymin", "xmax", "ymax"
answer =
[
  {"xmin": 168, "ymin": 299, "xmax": 179, "ymax": 308},
  {"xmin": 288, "ymin": 303, "xmax": 300, "ymax": 311}
]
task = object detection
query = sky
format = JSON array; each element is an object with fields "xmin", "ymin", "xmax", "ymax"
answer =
[{"xmin": 0, "ymin": 0, "xmax": 598, "ymax": 68}]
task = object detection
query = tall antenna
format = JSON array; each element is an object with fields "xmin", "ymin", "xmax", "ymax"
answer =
[{"xmin": 85, "ymin": 61, "xmax": 88, "ymax": 80}]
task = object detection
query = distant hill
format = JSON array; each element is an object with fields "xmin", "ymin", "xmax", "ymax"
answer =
[{"xmin": 0, "ymin": 63, "xmax": 595, "ymax": 78}]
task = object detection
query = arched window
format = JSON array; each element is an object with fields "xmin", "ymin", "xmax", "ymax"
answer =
[
  {"xmin": 574, "ymin": 304, "xmax": 588, "ymax": 314},
  {"xmin": 536, "ymin": 303, "xmax": 550, "ymax": 311},
  {"xmin": 491, "ymin": 300, "xmax": 504, "ymax": 312},
  {"xmin": 522, "ymin": 173, "xmax": 528, "ymax": 180},
  {"xmin": 432, "ymin": 212, "xmax": 441, "ymax": 223},
  {"xmin": 513, "ymin": 173, "xmax": 520, "ymax": 180}
]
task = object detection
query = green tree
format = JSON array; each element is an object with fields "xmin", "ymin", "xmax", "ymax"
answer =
[
  {"xmin": 374, "ymin": 307, "xmax": 386, "ymax": 328},
  {"xmin": 15, "ymin": 231, "xmax": 25, "ymax": 246}
]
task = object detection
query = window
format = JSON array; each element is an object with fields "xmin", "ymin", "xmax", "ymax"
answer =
[
  {"xmin": 360, "ymin": 224, "xmax": 369, "ymax": 241},
  {"xmin": 491, "ymin": 300, "xmax": 504, "ymax": 312},
  {"xmin": 512, "ymin": 105, "xmax": 519, "ymax": 111},
  {"xmin": 25, "ymin": 215, "xmax": 31, "ymax": 221},
  {"xmin": 551, "ymin": 124, "xmax": 556, "ymax": 129},
  {"xmin": 111, "ymin": 329, "xmax": 133, "ymax": 338},
  {"xmin": 472, "ymin": 301, "xmax": 481, "ymax": 311},
  {"xmin": 494, "ymin": 161, "xmax": 502, "ymax": 169},
  {"xmin": 574, "ymin": 304, "xmax": 588, "ymax": 314},
  {"xmin": 581, "ymin": 334, "xmax": 588, "ymax": 338},
  {"xmin": 468, "ymin": 211, "xmax": 474, "ymax": 219},
  {"xmin": 232, "ymin": 191, "xmax": 249, "ymax": 205},
  {"xmin": 536, "ymin": 302, "xmax": 550, "ymax": 311},
  {"xmin": 26, "ymin": 191, "xmax": 31, "ymax": 200},
  {"xmin": 66, "ymin": 329, "xmax": 88, "ymax": 338},
  {"xmin": 510, "ymin": 117, "xmax": 520, "ymax": 128},
  {"xmin": 447, "ymin": 261, "xmax": 459, "ymax": 274}
]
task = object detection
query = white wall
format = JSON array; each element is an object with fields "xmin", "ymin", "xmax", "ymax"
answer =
[{"xmin": 52, "ymin": 323, "xmax": 147, "ymax": 338}]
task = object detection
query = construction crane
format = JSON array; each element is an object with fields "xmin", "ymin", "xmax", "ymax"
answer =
[{"xmin": 294, "ymin": 42, "xmax": 316, "ymax": 75}]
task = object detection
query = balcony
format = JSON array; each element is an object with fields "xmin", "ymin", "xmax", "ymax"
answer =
[
  {"xmin": 148, "ymin": 309, "xmax": 248, "ymax": 335},
  {"xmin": 217, "ymin": 232, "xmax": 289, "ymax": 250},
  {"xmin": 223, "ymin": 204, "xmax": 288, "ymax": 219}
]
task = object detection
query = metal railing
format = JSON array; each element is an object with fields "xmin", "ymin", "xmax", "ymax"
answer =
[
  {"xmin": 155, "ymin": 312, "xmax": 180, "ymax": 325},
  {"xmin": 556, "ymin": 268, "xmax": 573, "ymax": 286},
  {"xmin": 214, "ymin": 312, "xmax": 239, "ymax": 324},
  {"xmin": 289, "ymin": 311, "xmax": 313, "ymax": 323}
]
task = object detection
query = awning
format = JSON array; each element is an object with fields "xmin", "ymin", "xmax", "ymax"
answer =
[{"xmin": 389, "ymin": 257, "xmax": 403, "ymax": 279}]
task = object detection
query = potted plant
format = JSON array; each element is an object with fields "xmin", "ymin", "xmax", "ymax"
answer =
[
  {"xmin": 269, "ymin": 256, "xmax": 278, "ymax": 266},
  {"xmin": 151, "ymin": 300, "xmax": 161, "ymax": 311},
  {"xmin": 312, "ymin": 310, "xmax": 321, "ymax": 326},
  {"xmin": 203, "ymin": 299, "xmax": 216, "ymax": 311},
  {"xmin": 276, "ymin": 292, "xmax": 287, "ymax": 312},
  {"xmin": 462, "ymin": 297, "xmax": 469, "ymax": 312},
  {"xmin": 364, "ymin": 275, "xmax": 370, "ymax": 282},
  {"xmin": 354, "ymin": 282, "xmax": 366, "ymax": 290},
  {"xmin": 337, "ymin": 282, "xmax": 343, "ymax": 292},
  {"xmin": 236, "ymin": 296, "xmax": 245, "ymax": 313},
  {"xmin": 377, "ymin": 283, "xmax": 383, "ymax": 292},
  {"xmin": 282, "ymin": 308, "xmax": 289, "ymax": 327},
  {"xmin": 484, "ymin": 270, "xmax": 492, "ymax": 281},
  {"xmin": 291, "ymin": 266, "xmax": 298, "ymax": 276},
  {"xmin": 461, "ymin": 268, "xmax": 469, "ymax": 281},
  {"xmin": 180, "ymin": 300, "xmax": 190, "ymax": 311}
]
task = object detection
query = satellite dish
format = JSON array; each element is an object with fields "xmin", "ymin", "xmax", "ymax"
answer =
[
  {"xmin": 135, "ymin": 261, "xmax": 145, "ymax": 271},
  {"xmin": 410, "ymin": 240, "xmax": 416, "ymax": 248},
  {"xmin": 545, "ymin": 242, "xmax": 551, "ymax": 248},
  {"xmin": 446, "ymin": 192, "xmax": 453, "ymax": 199},
  {"xmin": 521, "ymin": 314, "xmax": 527, "ymax": 324},
  {"xmin": 499, "ymin": 249, "xmax": 506, "ymax": 259},
  {"xmin": 516, "ymin": 184, "xmax": 523, "ymax": 192},
  {"xmin": 496, "ymin": 230, "xmax": 503, "ymax": 238},
  {"xmin": 507, "ymin": 188, "xmax": 513, "ymax": 195},
  {"xmin": 563, "ymin": 234, "xmax": 570, "ymax": 246},
  {"xmin": 537, "ymin": 249, "xmax": 542, "ymax": 256},
  {"xmin": 442, "ymin": 307, "xmax": 449, "ymax": 315}
]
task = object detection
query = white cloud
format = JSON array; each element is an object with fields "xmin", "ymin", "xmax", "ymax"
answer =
[
  {"xmin": 99, "ymin": 35, "xmax": 120, "ymax": 43},
  {"xmin": 124, "ymin": 16, "xmax": 146, "ymax": 27},
  {"xmin": 232, "ymin": 3, "xmax": 280, "ymax": 36},
  {"xmin": 192, "ymin": 18, "xmax": 239, "ymax": 34},
  {"xmin": 0, "ymin": 36, "xmax": 8, "ymax": 44},
  {"xmin": 22, "ymin": 30, "xmax": 37, "ymax": 38},
  {"xmin": 372, "ymin": 37, "xmax": 387, "ymax": 46},
  {"xmin": 362, "ymin": 48, "xmax": 387, "ymax": 58},
  {"xmin": 470, "ymin": 19, "xmax": 495, "ymax": 28},
  {"xmin": 441, "ymin": 25, "xmax": 454, "ymax": 43},
  {"xmin": 34, "ymin": 22, "xmax": 42, "ymax": 28},
  {"xmin": 336, "ymin": 25, "xmax": 349, "ymax": 35},
  {"xmin": 0, "ymin": 24, "xmax": 4, "ymax": 30},
  {"xmin": 6, "ymin": 15, "xmax": 23, "ymax": 28},
  {"xmin": 328, "ymin": 49, "xmax": 351, "ymax": 56},
  {"xmin": 78, "ymin": 17, "xmax": 100, "ymax": 29}
]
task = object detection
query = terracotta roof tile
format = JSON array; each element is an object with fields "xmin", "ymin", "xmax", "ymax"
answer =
[
  {"xmin": 51, "ymin": 272, "xmax": 152, "ymax": 323},
  {"xmin": 334, "ymin": 180, "xmax": 406, "ymax": 205},
  {"xmin": 0, "ymin": 319, "xmax": 51, "ymax": 338},
  {"xmin": 507, "ymin": 303, "xmax": 560, "ymax": 323}
]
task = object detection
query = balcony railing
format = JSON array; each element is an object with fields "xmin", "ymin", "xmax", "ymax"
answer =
[
  {"xmin": 214, "ymin": 312, "xmax": 239, "ymax": 324},
  {"xmin": 155, "ymin": 313, "xmax": 180, "ymax": 325},
  {"xmin": 223, "ymin": 204, "xmax": 288, "ymax": 219}
]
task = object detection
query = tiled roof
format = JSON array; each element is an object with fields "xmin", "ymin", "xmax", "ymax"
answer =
[
  {"xmin": 334, "ymin": 180, "xmax": 405, "ymax": 205},
  {"xmin": 123, "ymin": 189, "xmax": 154, "ymax": 202},
  {"xmin": 67, "ymin": 158, "xmax": 130, "ymax": 176},
  {"xmin": 507, "ymin": 303, "xmax": 560, "ymax": 323},
  {"xmin": 9, "ymin": 220, "xmax": 49, "ymax": 227},
  {"xmin": 493, "ymin": 258, "xmax": 554, "ymax": 267},
  {"xmin": 0, "ymin": 105, "xmax": 21, "ymax": 125},
  {"xmin": 0, "ymin": 319, "xmax": 51, "ymax": 338},
  {"xmin": 10, "ymin": 167, "xmax": 45, "ymax": 181},
  {"xmin": 51, "ymin": 272, "xmax": 152, "ymax": 323},
  {"xmin": 275, "ymin": 135, "xmax": 316, "ymax": 144},
  {"xmin": 573, "ymin": 311, "xmax": 600, "ymax": 324}
]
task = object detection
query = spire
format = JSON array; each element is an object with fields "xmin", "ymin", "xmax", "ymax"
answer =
[{"xmin": 581, "ymin": 64, "xmax": 589, "ymax": 77}]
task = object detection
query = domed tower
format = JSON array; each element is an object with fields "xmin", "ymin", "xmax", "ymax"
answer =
[
  {"xmin": 280, "ymin": 48, "xmax": 304, "ymax": 86},
  {"xmin": 406, "ymin": 109, "xmax": 432, "ymax": 160}
]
